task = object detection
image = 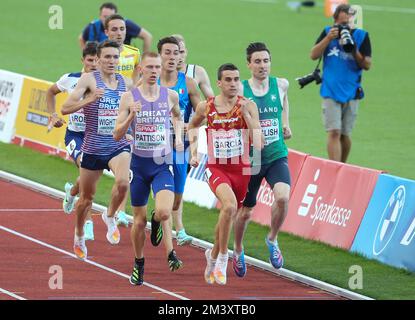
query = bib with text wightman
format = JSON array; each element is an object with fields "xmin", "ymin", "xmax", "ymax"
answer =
[
  {"xmin": 68, "ymin": 110, "xmax": 86, "ymax": 132},
  {"xmin": 97, "ymin": 94, "xmax": 120, "ymax": 135},
  {"xmin": 134, "ymin": 123, "xmax": 167, "ymax": 150},
  {"xmin": 260, "ymin": 118, "xmax": 279, "ymax": 146},
  {"xmin": 212, "ymin": 129, "xmax": 244, "ymax": 159}
]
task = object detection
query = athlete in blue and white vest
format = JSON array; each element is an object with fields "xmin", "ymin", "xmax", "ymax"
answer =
[{"xmin": 62, "ymin": 40, "xmax": 134, "ymax": 260}]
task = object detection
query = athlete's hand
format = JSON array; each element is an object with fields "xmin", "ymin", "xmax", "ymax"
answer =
[
  {"xmin": 175, "ymin": 138, "xmax": 184, "ymax": 152},
  {"xmin": 48, "ymin": 113, "xmax": 66, "ymax": 130},
  {"xmin": 125, "ymin": 134, "xmax": 134, "ymax": 141},
  {"xmin": 283, "ymin": 126, "xmax": 292, "ymax": 139},
  {"xmin": 190, "ymin": 154, "xmax": 199, "ymax": 168},
  {"xmin": 129, "ymin": 100, "xmax": 142, "ymax": 116},
  {"xmin": 86, "ymin": 88, "xmax": 105, "ymax": 104},
  {"xmin": 240, "ymin": 97, "xmax": 252, "ymax": 120}
]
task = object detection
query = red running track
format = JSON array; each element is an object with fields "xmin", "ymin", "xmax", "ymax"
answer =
[{"xmin": 0, "ymin": 179, "xmax": 342, "ymax": 300}]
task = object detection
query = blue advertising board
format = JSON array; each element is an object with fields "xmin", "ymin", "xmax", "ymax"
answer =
[{"xmin": 351, "ymin": 174, "xmax": 415, "ymax": 272}]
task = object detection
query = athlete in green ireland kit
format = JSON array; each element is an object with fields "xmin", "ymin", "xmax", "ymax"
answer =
[{"xmin": 233, "ymin": 42, "xmax": 292, "ymax": 277}]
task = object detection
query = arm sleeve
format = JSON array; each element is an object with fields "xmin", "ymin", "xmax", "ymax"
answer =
[
  {"xmin": 359, "ymin": 33, "xmax": 372, "ymax": 57},
  {"xmin": 126, "ymin": 19, "xmax": 142, "ymax": 38},
  {"xmin": 56, "ymin": 74, "xmax": 69, "ymax": 93},
  {"xmin": 315, "ymin": 29, "xmax": 327, "ymax": 44}
]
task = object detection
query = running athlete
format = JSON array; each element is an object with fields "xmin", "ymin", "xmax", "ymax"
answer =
[
  {"xmin": 233, "ymin": 42, "xmax": 292, "ymax": 276},
  {"xmin": 157, "ymin": 36, "xmax": 201, "ymax": 249},
  {"xmin": 172, "ymin": 34, "xmax": 214, "ymax": 99},
  {"xmin": 46, "ymin": 42, "xmax": 98, "ymax": 241},
  {"xmin": 61, "ymin": 40, "xmax": 134, "ymax": 260},
  {"xmin": 114, "ymin": 52, "xmax": 184, "ymax": 285},
  {"xmin": 105, "ymin": 15, "xmax": 140, "ymax": 90},
  {"xmin": 105, "ymin": 13, "xmax": 141, "ymax": 226},
  {"xmin": 188, "ymin": 63, "xmax": 262, "ymax": 285}
]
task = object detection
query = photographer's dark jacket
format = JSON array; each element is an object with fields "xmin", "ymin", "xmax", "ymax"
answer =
[{"xmin": 317, "ymin": 27, "xmax": 371, "ymax": 104}]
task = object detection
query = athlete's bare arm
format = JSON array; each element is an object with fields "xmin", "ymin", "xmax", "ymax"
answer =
[
  {"xmin": 114, "ymin": 91, "xmax": 140, "ymax": 141},
  {"xmin": 278, "ymin": 78, "xmax": 292, "ymax": 139},
  {"xmin": 46, "ymin": 84, "xmax": 66, "ymax": 128},
  {"xmin": 241, "ymin": 98, "xmax": 264, "ymax": 151},
  {"xmin": 188, "ymin": 100, "xmax": 207, "ymax": 167},
  {"xmin": 195, "ymin": 65, "xmax": 214, "ymax": 99},
  {"xmin": 61, "ymin": 73, "xmax": 103, "ymax": 115},
  {"xmin": 185, "ymin": 76, "xmax": 202, "ymax": 112},
  {"xmin": 168, "ymin": 89, "xmax": 184, "ymax": 151}
]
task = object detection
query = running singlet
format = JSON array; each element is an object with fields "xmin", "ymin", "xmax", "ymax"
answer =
[
  {"xmin": 158, "ymin": 72, "xmax": 192, "ymax": 123},
  {"xmin": 185, "ymin": 64, "xmax": 196, "ymax": 79},
  {"xmin": 205, "ymin": 96, "xmax": 250, "ymax": 170},
  {"xmin": 243, "ymin": 77, "xmax": 288, "ymax": 165},
  {"xmin": 81, "ymin": 71, "xmax": 129, "ymax": 155},
  {"xmin": 56, "ymin": 72, "xmax": 85, "ymax": 132},
  {"xmin": 118, "ymin": 45, "xmax": 140, "ymax": 80},
  {"xmin": 130, "ymin": 86, "xmax": 172, "ymax": 158}
]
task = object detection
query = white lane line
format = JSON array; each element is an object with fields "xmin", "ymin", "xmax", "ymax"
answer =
[
  {"xmin": 0, "ymin": 209, "xmax": 63, "ymax": 212},
  {"xmin": 0, "ymin": 287, "xmax": 27, "ymax": 300},
  {"xmin": 0, "ymin": 225, "xmax": 189, "ymax": 300}
]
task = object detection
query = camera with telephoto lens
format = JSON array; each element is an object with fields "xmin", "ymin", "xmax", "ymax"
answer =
[
  {"xmin": 296, "ymin": 68, "xmax": 322, "ymax": 89},
  {"xmin": 335, "ymin": 23, "xmax": 355, "ymax": 53}
]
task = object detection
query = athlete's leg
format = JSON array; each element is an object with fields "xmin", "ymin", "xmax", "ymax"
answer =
[
  {"xmin": 131, "ymin": 205, "xmax": 147, "ymax": 259},
  {"xmin": 269, "ymin": 182, "xmax": 290, "ymax": 241},
  {"xmin": 107, "ymin": 151, "xmax": 131, "ymax": 218},
  {"xmin": 172, "ymin": 194, "xmax": 184, "ymax": 231},
  {"xmin": 158, "ymin": 190, "xmax": 175, "ymax": 257},
  {"xmin": 75, "ymin": 168, "xmax": 102, "ymax": 237}
]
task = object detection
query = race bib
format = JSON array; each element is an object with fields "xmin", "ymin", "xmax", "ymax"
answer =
[
  {"xmin": 260, "ymin": 118, "xmax": 279, "ymax": 146},
  {"xmin": 97, "ymin": 109, "xmax": 118, "ymax": 135},
  {"xmin": 212, "ymin": 129, "xmax": 244, "ymax": 159},
  {"xmin": 68, "ymin": 110, "xmax": 85, "ymax": 132},
  {"xmin": 135, "ymin": 123, "xmax": 167, "ymax": 150}
]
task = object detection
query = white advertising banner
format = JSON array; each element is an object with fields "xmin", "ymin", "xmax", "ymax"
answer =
[{"xmin": 0, "ymin": 70, "xmax": 24, "ymax": 143}]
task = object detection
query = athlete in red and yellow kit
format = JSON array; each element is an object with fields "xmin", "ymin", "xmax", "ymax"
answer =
[{"xmin": 189, "ymin": 63, "xmax": 263, "ymax": 285}]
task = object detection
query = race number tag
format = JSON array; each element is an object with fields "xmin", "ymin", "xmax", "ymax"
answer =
[
  {"xmin": 65, "ymin": 139, "xmax": 77, "ymax": 156},
  {"xmin": 69, "ymin": 110, "xmax": 86, "ymax": 132},
  {"xmin": 97, "ymin": 109, "xmax": 118, "ymax": 135},
  {"xmin": 260, "ymin": 118, "xmax": 279, "ymax": 145},
  {"xmin": 135, "ymin": 123, "xmax": 167, "ymax": 150},
  {"xmin": 212, "ymin": 129, "xmax": 244, "ymax": 159}
]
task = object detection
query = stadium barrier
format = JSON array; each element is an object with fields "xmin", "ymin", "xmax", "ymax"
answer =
[
  {"xmin": 281, "ymin": 156, "xmax": 382, "ymax": 249},
  {"xmin": 351, "ymin": 174, "xmax": 415, "ymax": 272}
]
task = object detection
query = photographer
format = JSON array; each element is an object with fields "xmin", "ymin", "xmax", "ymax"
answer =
[{"xmin": 310, "ymin": 4, "xmax": 371, "ymax": 163}]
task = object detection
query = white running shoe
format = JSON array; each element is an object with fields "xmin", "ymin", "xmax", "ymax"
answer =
[
  {"xmin": 73, "ymin": 235, "xmax": 87, "ymax": 260},
  {"xmin": 84, "ymin": 220, "xmax": 94, "ymax": 241},
  {"xmin": 204, "ymin": 249, "xmax": 216, "ymax": 284},
  {"xmin": 213, "ymin": 253, "xmax": 229, "ymax": 285},
  {"xmin": 63, "ymin": 182, "xmax": 76, "ymax": 214},
  {"xmin": 101, "ymin": 211, "xmax": 120, "ymax": 245}
]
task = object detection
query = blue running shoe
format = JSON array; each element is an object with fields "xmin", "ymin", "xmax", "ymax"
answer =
[
  {"xmin": 265, "ymin": 237, "xmax": 284, "ymax": 269},
  {"xmin": 84, "ymin": 220, "xmax": 94, "ymax": 241},
  {"xmin": 176, "ymin": 229, "xmax": 193, "ymax": 246},
  {"xmin": 116, "ymin": 210, "xmax": 129, "ymax": 227},
  {"xmin": 232, "ymin": 250, "xmax": 246, "ymax": 277}
]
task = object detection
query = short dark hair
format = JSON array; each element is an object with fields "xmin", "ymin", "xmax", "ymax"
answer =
[
  {"xmin": 157, "ymin": 36, "xmax": 179, "ymax": 53},
  {"xmin": 333, "ymin": 4, "xmax": 356, "ymax": 20},
  {"xmin": 83, "ymin": 41, "xmax": 98, "ymax": 58},
  {"xmin": 217, "ymin": 63, "xmax": 239, "ymax": 80},
  {"xmin": 97, "ymin": 40, "xmax": 120, "ymax": 57},
  {"xmin": 104, "ymin": 14, "xmax": 125, "ymax": 30},
  {"xmin": 100, "ymin": 2, "xmax": 118, "ymax": 13},
  {"xmin": 246, "ymin": 42, "xmax": 271, "ymax": 62}
]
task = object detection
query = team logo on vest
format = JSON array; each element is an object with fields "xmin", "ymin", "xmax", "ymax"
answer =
[
  {"xmin": 373, "ymin": 185, "xmax": 406, "ymax": 256},
  {"xmin": 271, "ymin": 94, "xmax": 277, "ymax": 102},
  {"xmin": 328, "ymin": 46, "xmax": 340, "ymax": 57}
]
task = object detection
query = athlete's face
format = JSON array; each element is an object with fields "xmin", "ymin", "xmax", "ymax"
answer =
[
  {"xmin": 98, "ymin": 47, "xmax": 120, "ymax": 74},
  {"xmin": 248, "ymin": 51, "xmax": 271, "ymax": 81},
  {"xmin": 218, "ymin": 70, "xmax": 240, "ymax": 98},
  {"xmin": 176, "ymin": 41, "xmax": 187, "ymax": 70},
  {"xmin": 160, "ymin": 43, "xmax": 179, "ymax": 72},
  {"xmin": 99, "ymin": 7, "xmax": 116, "ymax": 24},
  {"xmin": 105, "ymin": 19, "xmax": 126, "ymax": 46},
  {"xmin": 140, "ymin": 56, "xmax": 162, "ymax": 84},
  {"xmin": 82, "ymin": 54, "xmax": 98, "ymax": 73}
]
